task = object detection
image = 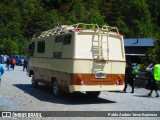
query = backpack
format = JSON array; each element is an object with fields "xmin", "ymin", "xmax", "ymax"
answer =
[
  {"xmin": 11, "ymin": 59, "xmax": 16, "ymax": 65},
  {"xmin": 154, "ymin": 64, "xmax": 160, "ymax": 81},
  {"xmin": 131, "ymin": 64, "xmax": 140, "ymax": 75}
]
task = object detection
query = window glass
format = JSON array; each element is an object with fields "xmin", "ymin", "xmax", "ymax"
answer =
[
  {"xmin": 55, "ymin": 36, "xmax": 63, "ymax": 43},
  {"xmin": 37, "ymin": 41, "xmax": 45, "ymax": 53},
  {"xmin": 63, "ymin": 34, "xmax": 71, "ymax": 45},
  {"xmin": 29, "ymin": 42, "xmax": 35, "ymax": 56}
]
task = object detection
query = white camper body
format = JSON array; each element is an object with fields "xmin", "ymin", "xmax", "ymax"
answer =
[{"xmin": 27, "ymin": 23, "xmax": 126, "ymax": 97}]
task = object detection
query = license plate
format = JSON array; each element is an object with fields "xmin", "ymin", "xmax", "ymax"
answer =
[{"xmin": 95, "ymin": 73, "xmax": 106, "ymax": 79}]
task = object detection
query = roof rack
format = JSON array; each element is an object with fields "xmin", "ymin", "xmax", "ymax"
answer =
[
  {"xmin": 38, "ymin": 25, "xmax": 68, "ymax": 38},
  {"xmin": 38, "ymin": 23, "xmax": 100, "ymax": 38},
  {"xmin": 68, "ymin": 23, "xmax": 99, "ymax": 30},
  {"xmin": 37, "ymin": 23, "xmax": 120, "ymax": 38},
  {"xmin": 100, "ymin": 25, "xmax": 119, "ymax": 34}
]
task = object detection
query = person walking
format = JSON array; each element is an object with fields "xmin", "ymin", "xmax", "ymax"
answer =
[
  {"xmin": 11, "ymin": 58, "xmax": 16, "ymax": 70},
  {"xmin": 6, "ymin": 56, "xmax": 11, "ymax": 70},
  {"xmin": 146, "ymin": 63, "xmax": 159, "ymax": 97},
  {"xmin": 0, "ymin": 55, "xmax": 3, "ymax": 64},
  {"xmin": 0, "ymin": 63, "xmax": 4, "ymax": 85},
  {"xmin": 23, "ymin": 58, "xmax": 28, "ymax": 71},
  {"xmin": 123, "ymin": 61, "xmax": 135, "ymax": 93}
]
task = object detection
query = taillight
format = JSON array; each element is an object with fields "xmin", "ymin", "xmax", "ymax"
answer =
[
  {"xmin": 76, "ymin": 74, "xmax": 84, "ymax": 85},
  {"xmin": 117, "ymin": 75, "xmax": 123, "ymax": 85}
]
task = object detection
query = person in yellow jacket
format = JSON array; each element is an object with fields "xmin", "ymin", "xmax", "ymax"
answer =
[{"xmin": 146, "ymin": 63, "xmax": 159, "ymax": 97}]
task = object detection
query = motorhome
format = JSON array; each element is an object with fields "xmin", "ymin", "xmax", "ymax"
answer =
[{"xmin": 27, "ymin": 23, "xmax": 126, "ymax": 97}]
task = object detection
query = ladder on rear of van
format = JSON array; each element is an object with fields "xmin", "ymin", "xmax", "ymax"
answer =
[{"xmin": 96, "ymin": 25, "xmax": 119, "ymax": 61}]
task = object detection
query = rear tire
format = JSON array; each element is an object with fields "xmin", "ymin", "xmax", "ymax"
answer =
[
  {"xmin": 52, "ymin": 80, "xmax": 60, "ymax": 97},
  {"xmin": 31, "ymin": 76, "xmax": 38, "ymax": 87},
  {"xmin": 86, "ymin": 91, "xmax": 100, "ymax": 98}
]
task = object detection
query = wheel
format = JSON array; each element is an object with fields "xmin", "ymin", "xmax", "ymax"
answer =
[
  {"xmin": 86, "ymin": 91, "xmax": 101, "ymax": 98},
  {"xmin": 52, "ymin": 80, "xmax": 60, "ymax": 97},
  {"xmin": 31, "ymin": 76, "xmax": 38, "ymax": 87}
]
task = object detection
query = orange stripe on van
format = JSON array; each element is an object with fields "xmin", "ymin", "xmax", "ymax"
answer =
[{"xmin": 70, "ymin": 74, "xmax": 125, "ymax": 85}]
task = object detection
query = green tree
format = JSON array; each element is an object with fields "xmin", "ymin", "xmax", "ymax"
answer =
[
  {"xmin": 0, "ymin": 0, "xmax": 160, "ymax": 57},
  {"xmin": 60, "ymin": 0, "xmax": 105, "ymax": 25},
  {"xmin": 50, "ymin": 10, "xmax": 62, "ymax": 28},
  {"xmin": 146, "ymin": 0, "xmax": 160, "ymax": 28},
  {"xmin": 145, "ymin": 29, "xmax": 160, "ymax": 64},
  {"xmin": 126, "ymin": 0, "xmax": 154, "ymax": 38},
  {"xmin": 105, "ymin": 0, "xmax": 128, "ymax": 36},
  {"xmin": 24, "ymin": 6, "xmax": 52, "ymax": 39},
  {"xmin": 106, "ymin": 0, "xmax": 154, "ymax": 38},
  {"xmin": 1, "ymin": 39, "xmax": 18, "ymax": 56}
]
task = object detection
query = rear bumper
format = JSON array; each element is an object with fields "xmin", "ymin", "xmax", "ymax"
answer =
[{"xmin": 69, "ymin": 85, "xmax": 124, "ymax": 93}]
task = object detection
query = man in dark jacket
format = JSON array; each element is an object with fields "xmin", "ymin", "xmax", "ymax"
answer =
[
  {"xmin": 23, "ymin": 58, "xmax": 28, "ymax": 71},
  {"xmin": 6, "ymin": 57, "xmax": 11, "ymax": 70},
  {"xmin": 123, "ymin": 61, "xmax": 135, "ymax": 93}
]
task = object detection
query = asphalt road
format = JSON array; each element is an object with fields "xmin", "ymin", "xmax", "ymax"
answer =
[{"xmin": 0, "ymin": 64, "xmax": 160, "ymax": 120}]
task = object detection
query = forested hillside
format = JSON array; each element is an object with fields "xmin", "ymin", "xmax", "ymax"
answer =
[{"xmin": 0, "ymin": 0, "xmax": 160, "ymax": 61}]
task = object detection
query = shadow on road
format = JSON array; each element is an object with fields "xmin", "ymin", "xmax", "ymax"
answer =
[
  {"xmin": 108, "ymin": 91, "xmax": 125, "ymax": 93},
  {"xmin": 133, "ymin": 95, "xmax": 149, "ymax": 98},
  {"xmin": 13, "ymin": 84, "xmax": 116, "ymax": 105}
]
